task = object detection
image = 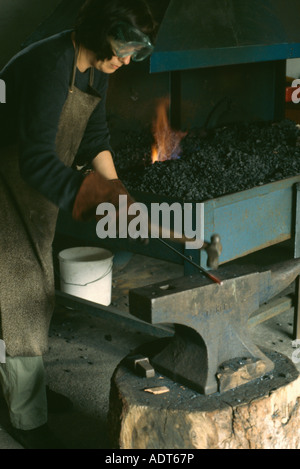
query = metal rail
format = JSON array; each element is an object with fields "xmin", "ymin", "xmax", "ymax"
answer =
[{"xmin": 55, "ymin": 290, "xmax": 174, "ymax": 338}]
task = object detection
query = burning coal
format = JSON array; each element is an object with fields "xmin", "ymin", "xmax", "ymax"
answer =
[
  {"xmin": 113, "ymin": 119, "xmax": 300, "ymax": 202},
  {"xmin": 151, "ymin": 97, "xmax": 187, "ymax": 163}
]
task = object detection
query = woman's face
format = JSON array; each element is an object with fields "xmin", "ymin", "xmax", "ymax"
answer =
[{"xmin": 92, "ymin": 54, "xmax": 131, "ymax": 73}]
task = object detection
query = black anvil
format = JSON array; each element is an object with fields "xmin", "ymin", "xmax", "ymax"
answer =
[{"xmin": 129, "ymin": 259, "xmax": 300, "ymax": 395}]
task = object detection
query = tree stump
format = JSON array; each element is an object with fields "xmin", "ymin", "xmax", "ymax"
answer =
[{"xmin": 108, "ymin": 344, "xmax": 300, "ymax": 449}]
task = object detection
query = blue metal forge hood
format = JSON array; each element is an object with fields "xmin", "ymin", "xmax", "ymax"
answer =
[{"xmin": 150, "ymin": 0, "xmax": 300, "ymax": 73}]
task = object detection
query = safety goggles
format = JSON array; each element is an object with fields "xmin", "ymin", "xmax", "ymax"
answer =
[{"xmin": 109, "ymin": 22, "xmax": 154, "ymax": 62}]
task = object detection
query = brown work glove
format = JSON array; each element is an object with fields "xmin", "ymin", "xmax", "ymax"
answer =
[{"xmin": 72, "ymin": 172, "xmax": 135, "ymax": 222}]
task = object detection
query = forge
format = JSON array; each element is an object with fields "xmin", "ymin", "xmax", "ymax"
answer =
[
  {"xmin": 54, "ymin": 0, "xmax": 300, "ymax": 275},
  {"xmin": 105, "ymin": 0, "xmax": 300, "ymax": 449},
  {"xmin": 115, "ymin": 119, "xmax": 300, "ymax": 201}
]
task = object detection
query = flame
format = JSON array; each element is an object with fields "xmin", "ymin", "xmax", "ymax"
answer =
[
  {"xmin": 151, "ymin": 97, "xmax": 187, "ymax": 164},
  {"xmin": 151, "ymin": 146, "xmax": 159, "ymax": 163}
]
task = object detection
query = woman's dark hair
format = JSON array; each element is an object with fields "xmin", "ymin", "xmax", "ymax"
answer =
[{"xmin": 75, "ymin": 0, "xmax": 156, "ymax": 61}]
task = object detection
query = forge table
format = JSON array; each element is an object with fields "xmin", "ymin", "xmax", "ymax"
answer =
[{"xmin": 56, "ymin": 175, "xmax": 300, "ymax": 339}]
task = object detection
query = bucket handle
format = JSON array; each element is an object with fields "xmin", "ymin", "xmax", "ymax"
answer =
[{"xmin": 60, "ymin": 262, "xmax": 113, "ymax": 288}]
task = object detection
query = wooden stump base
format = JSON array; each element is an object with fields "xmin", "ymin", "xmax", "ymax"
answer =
[{"xmin": 108, "ymin": 341, "xmax": 300, "ymax": 449}]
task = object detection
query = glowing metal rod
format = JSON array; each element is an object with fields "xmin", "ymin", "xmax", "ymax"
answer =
[{"xmin": 157, "ymin": 237, "xmax": 223, "ymax": 286}]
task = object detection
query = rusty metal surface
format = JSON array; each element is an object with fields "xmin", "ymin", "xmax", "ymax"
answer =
[{"xmin": 129, "ymin": 259, "xmax": 300, "ymax": 394}]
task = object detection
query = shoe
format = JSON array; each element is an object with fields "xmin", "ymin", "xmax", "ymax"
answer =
[
  {"xmin": 46, "ymin": 387, "xmax": 73, "ymax": 414},
  {"xmin": 10, "ymin": 424, "xmax": 65, "ymax": 449}
]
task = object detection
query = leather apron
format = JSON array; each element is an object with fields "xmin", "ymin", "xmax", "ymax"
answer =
[{"xmin": 0, "ymin": 47, "xmax": 101, "ymax": 357}]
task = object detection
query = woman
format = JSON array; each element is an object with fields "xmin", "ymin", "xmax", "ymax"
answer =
[{"xmin": 0, "ymin": 0, "xmax": 155, "ymax": 448}]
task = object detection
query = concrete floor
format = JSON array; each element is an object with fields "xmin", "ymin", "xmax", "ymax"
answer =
[{"xmin": 0, "ymin": 245, "xmax": 300, "ymax": 449}]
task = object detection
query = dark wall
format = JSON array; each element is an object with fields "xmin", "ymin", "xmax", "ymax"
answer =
[
  {"xmin": 0, "ymin": 0, "xmax": 62, "ymax": 69},
  {"xmin": 0, "ymin": 0, "xmax": 287, "ymax": 143}
]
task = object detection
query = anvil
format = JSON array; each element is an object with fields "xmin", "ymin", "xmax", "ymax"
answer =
[{"xmin": 129, "ymin": 259, "xmax": 300, "ymax": 395}]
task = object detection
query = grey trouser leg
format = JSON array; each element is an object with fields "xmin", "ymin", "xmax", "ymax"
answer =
[{"xmin": 0, "ymin": 356, "xmax": 47, "ymax": 430}]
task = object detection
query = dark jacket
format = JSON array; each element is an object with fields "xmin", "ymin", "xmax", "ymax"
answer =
[{"xmin": 0, "ymin": 30, "xmax": 113, "ymax": 212}]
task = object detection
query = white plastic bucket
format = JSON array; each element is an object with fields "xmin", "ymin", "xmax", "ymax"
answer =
[{"xmin": 58, "ymin": 247, "xmax": 114, "ymax": 306}]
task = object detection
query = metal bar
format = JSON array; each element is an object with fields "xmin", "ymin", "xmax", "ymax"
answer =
[
  {"xmin": 294, "ymin": 182, "xmax": 300, "ymax": 258},
  {"xmin": 273, "ymin": 60, "xmax": 287, "ymax": 121},
  {"xmin": 248, "ymin": 295, "xmax": 293, "ymax": 328},
  {"xmin": 157, "ymin": 238, "xmax": 223, "ymax": 285},
  {"xmin": 170, "ymin": 71, "xmax": 181, "ymax": 130},
  {"xmin": 55, "ymin": 290, "xmax": 174, "ymax": 338},
  {"xmin": 294, "ymin": 183, "xmax": 300, "ymax": 339},
  {"xmin": 294, "ymin": 278, "xmax": 300, "ymax": 340}
]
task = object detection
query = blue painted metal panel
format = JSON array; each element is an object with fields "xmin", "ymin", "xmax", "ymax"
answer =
[
  {"xmin": 212, "ymin": 187, "xmax": 291, "ymax": 263},
  {"xmin": 151, "ymin": 0, "xmax": 300, "ymax": 73},
  {"xmin": 202, "ymin": 175, "xmax": 300, "ymax": 266},
  {"xmin": 151, "ymin": 44, "xmax": 300, "ymax": 73}
]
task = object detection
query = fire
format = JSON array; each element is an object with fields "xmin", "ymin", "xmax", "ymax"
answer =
[
  {"xmin": 151, "ymin": 97, "xmax": 187, "ymax": 164},
  {"xmin": 151, "ymin": 146, "xmax": 159, "ymax": 163}
]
